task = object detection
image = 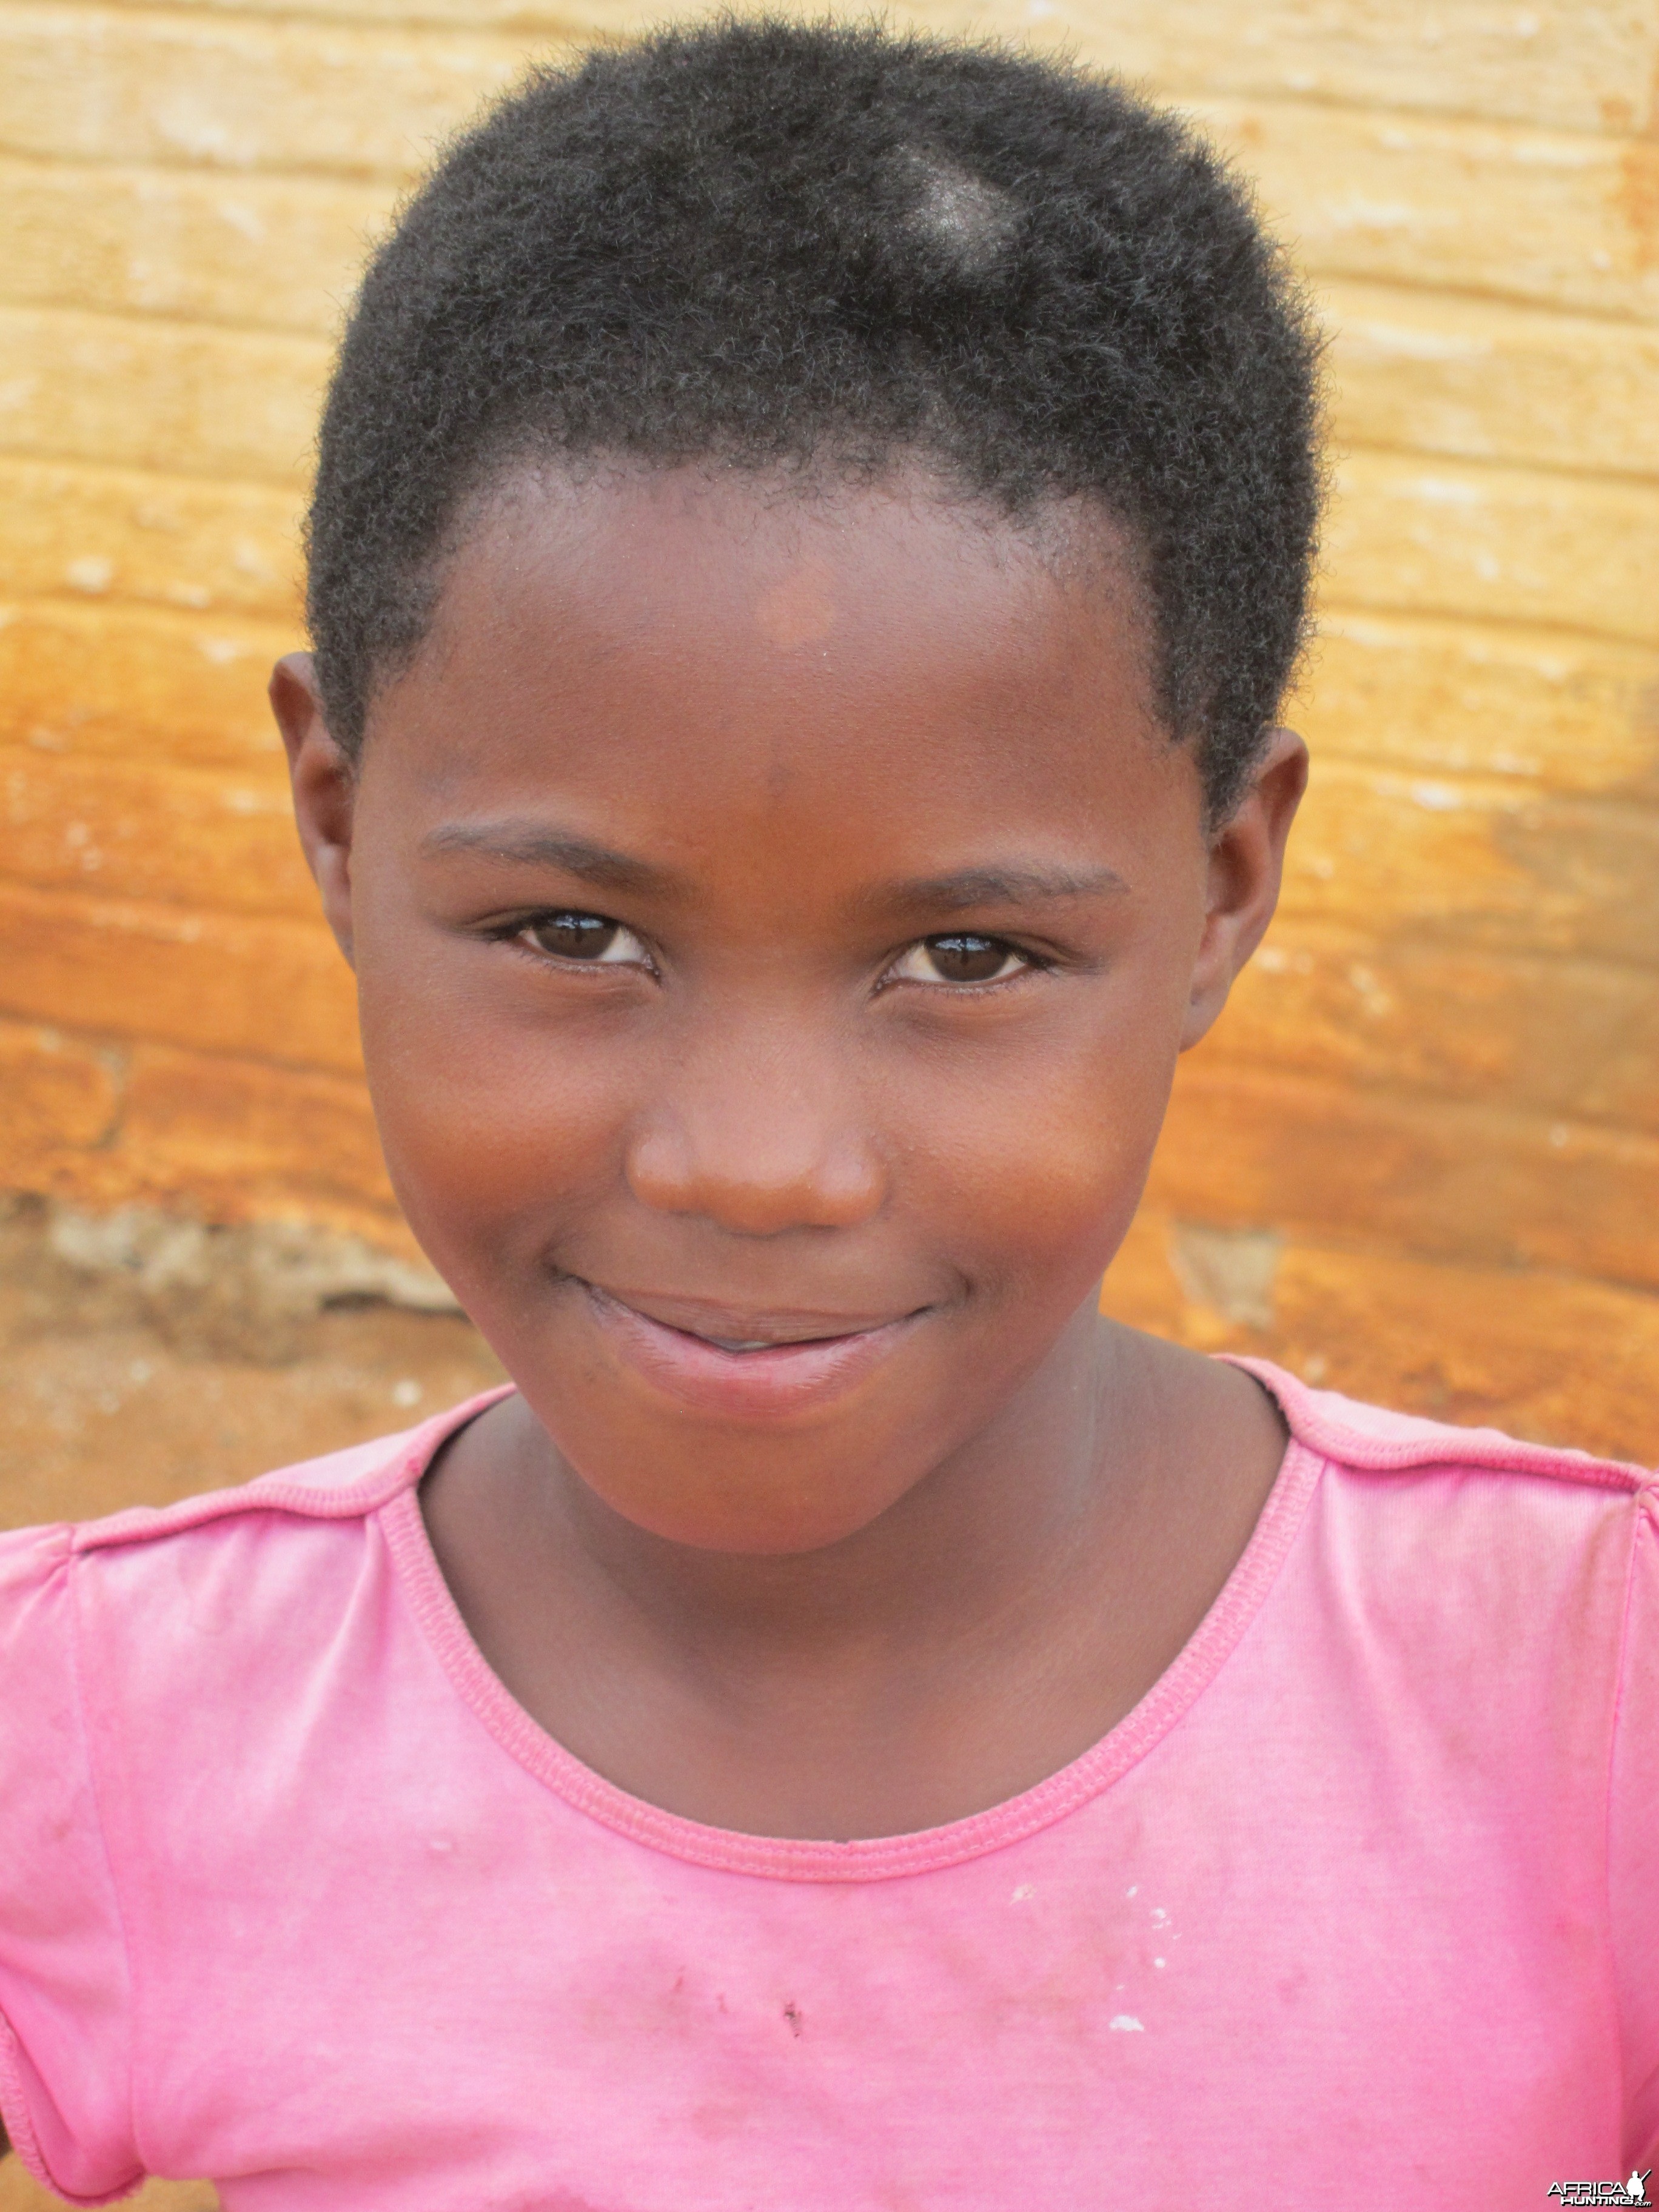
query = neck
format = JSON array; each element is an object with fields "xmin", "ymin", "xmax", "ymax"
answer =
[
  {"xmin": 521, "ymin": 1296, "xmax": 1139, "ymax": 1678},
  {"xmin": 420, "ymin": 1302, "xmax": 1284, "ymax": 1837}
]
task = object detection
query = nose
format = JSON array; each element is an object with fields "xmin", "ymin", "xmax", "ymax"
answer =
[{"xmin": 623, "ymin": 1015, "xmax": 886, "ymax": 1236}]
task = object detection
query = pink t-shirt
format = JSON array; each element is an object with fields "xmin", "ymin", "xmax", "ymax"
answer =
[{"xmin": 2, "ymin": 1359, "xmax": 1655, "ymax": 2208}]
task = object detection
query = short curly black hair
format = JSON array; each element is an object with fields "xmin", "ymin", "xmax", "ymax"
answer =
[{"xmin": 307, "ymin": 16, "xmax": 1321, "ymax": 819}]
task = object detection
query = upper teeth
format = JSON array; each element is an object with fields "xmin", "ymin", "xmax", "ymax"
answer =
[{"xmin": 709, "ymin": 1336, "xmax": 775, "ymax": 1352}]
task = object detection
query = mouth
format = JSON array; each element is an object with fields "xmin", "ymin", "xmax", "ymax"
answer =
[{"xmin": 575, "ymin": 1281, "xmax": 928, "ymax": 1421}]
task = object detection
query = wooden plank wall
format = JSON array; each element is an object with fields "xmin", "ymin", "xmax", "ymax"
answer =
[{"xmin": 1, "ymin": 0, "xmax": 1656, "ymax": 1457}]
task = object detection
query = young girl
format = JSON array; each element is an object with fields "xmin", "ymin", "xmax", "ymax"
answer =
[{"xmin": 2, "ymin": 21, "xmax": 1654, "ymax": 2205}]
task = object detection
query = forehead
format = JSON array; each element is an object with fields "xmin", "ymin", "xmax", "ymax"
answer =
[{"xmin": 365, "ymin": 465, "xmax": 1195, "ymax": 880}]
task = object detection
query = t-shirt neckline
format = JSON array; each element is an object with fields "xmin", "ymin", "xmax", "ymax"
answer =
[{"xmin": 380, "ymin": 1382, "xmax": 1325, "ymax": 1883}]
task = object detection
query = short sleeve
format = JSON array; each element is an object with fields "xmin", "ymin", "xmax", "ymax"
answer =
[
  {"xmin": 1612, "ymin": 1485, "xmax": 1659, "ymax": 2167},
  {"xmin": 0, "ymin": 1524, "xmax": 143, "ymax": 2205}
]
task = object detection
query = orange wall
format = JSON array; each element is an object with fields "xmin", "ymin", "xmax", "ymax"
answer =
[{"xmin": 2, "ymin": 0, "xmax": 1657, "ymax": 1457}]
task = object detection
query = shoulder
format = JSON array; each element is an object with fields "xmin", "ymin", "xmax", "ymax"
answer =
[
  {"xmin": 0, "ymin": 1386, "xmax": 512, "ymax": 1690},
  {"xmin": 60, "ymin": 1384, "xmax": 514, "ymax": 1561},
  {"xmin": 1220, "ymin": 1364, "xmax": 1658, "ymax": 1852},
  {"xmin": 1233, "ymin": 1355, "xmax": 1653, "ymax": 1500},
  {"xmin": 0, "ymin": 1389, "xmax": 512, "ymax": 1854},
  {"xmin": 0, "ymin": 1397, "xmax": 506, "ymax": 2207},
  {"xmin": 1233, "ymin": 1357, "xmax": 1657, "ymax": 1672}
]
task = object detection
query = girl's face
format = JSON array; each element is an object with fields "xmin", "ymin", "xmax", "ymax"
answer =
[{"xmin": 276, "ymin": 469, "xmax": 1302, "ymax": 1552}]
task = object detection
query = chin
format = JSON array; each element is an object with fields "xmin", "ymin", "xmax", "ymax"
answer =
[{"xmin": 554, "ymin": 1419, "xmax": 930, "ymax": 1557}]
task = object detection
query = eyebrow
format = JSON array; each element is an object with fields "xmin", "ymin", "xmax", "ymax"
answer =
[
  {"xmin": 869, "ymin": 862, "xmax": 1129, "ymax": 916},
  {"xmin": 423, "ymin": 823, "xmax": 1127, "ymax": 915},
  {"xmin": 421, "ymin": 821, "xmax": 685, "ymax": 899}
]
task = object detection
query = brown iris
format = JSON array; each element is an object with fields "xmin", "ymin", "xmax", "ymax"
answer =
[
  {"xmin": 919, "ymin": 934, "xmax": 1017, "ymax": 984},
  {"xmin": 526, "ymin": 912, "xmax": 622, "ymax": 960}
]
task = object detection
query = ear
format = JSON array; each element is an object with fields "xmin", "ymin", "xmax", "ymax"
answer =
[
  {"xmin": 270, "ymin": 651, "xmax": 358, "ymax": 968},
  {"xmin": 1179, "ymin": 727, "xmax": 1308, "ymax": 1051}
]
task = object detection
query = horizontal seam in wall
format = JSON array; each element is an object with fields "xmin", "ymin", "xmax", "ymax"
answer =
[
  {"xmin": 1194, "ymin": 1036, "xmax": 1659, "ymax": 1137},
  {"xmin": 0, "ymin": 293, "xmax": 347, "ymax": 344},
  {"xmin": 0, "ymin": 874, "xmax": 327, "ymax": 922},
  {"xmin": 0, "ymin": 74, "xmax": 1651, "ymax": 187},
  {"xmin": 0, "ymin": 868, "xmax": 315, "ymax": 931},
  {"xmin": 1162, "ymin": 82, "xmax": 1659, "ymax": 150},
  {"xmin": 0, "ymin": 139, "xmax": 419, "ymax": 189},
  {"xmin": 7, "ymin": 3, "xmax": 1655, "ymax": 153},
  {"xmin": 1313, "ymin": 271, "xmax": 1659, "ymax": 338},
  {"xmin": 0, "ymin": 1008, "xmax": 367, "ymax": 1088},
  {"xmin": 0, "ymin": 434, "xmax": 310, "ymax": 494},
  {"xmin": 1309, "ymin": 592, "xmax": 1659, "ymax": 655},
  {"xmin": 1292, "ymin": 773, "xmax": 1659, "ymax": 829},
  {"xmin": 1309, "ymin": 597, "xmax": 1659, "ymax": 658},
  {"xmin": 1168, "ymin": 1065, "xmax": 1659, "ymax": 1176},
  {"xmin": 1299, "ymin": 272, "xmax": 1658, "ymax": 334},
  {"xmin": 0, "ymin": 585, "xmax": 297, "ymax": 634},
  {"xmin": 1251, "ymin": 917, "xmax": 1659, "ymax": 975},
  {"xmin": 1136, "ymin": 1218, "xmax": 1659, "ymax": 1310},
  {"xmin": 0, "ymin": 296, "xmax": 341, "ymax": 349},
  {"xmin": 1328, "ymin": 437, "xmax": 1659, "ymax": 497},
  {"xmin": 0, "ymin": 1014, "xmax": 361, "ymax": 1087},
  {"xmin": 1286, "ymin": 762, "xmax": 1659, "ymax": 813}
]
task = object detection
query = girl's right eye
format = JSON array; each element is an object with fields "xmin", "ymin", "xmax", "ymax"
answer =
[{"xmin": 515, "ymin": 912, "xmax": 650, "ymax": 967}]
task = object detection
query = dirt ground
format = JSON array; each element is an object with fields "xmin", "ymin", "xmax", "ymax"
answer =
[{"xmin": 0, "ymin": 1196, "xmax": 505, "ymax": 1533}]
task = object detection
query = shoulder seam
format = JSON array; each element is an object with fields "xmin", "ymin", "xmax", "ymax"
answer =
[
  {"xmin": 70, "ymin": 1464, "xmax": 418, "ymax": 1552},
  {"xmin": 70, "ymin": 1387, "xmax": 515, "ymax": 1555},
  {"xmin": 1226, "ymin": 1357, "xmax": 1652, "ymax": 1495}
]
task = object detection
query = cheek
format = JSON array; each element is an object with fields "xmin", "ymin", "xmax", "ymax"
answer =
[
  {"xmin": 885, "ymin": 977, "xmax": 1192, "ymax": 1304},
  {"xmin": 352, "ymin": 938, "xmax": 633, "ymax": 1267}
]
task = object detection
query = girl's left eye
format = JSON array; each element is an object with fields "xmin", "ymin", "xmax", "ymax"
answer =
[
  {"xmin": 888, "ymin": 933, "xmax": 1034, "ymax": 987},
  {"xmin": 516, "ymin": 912, "xmax": 649, "ymax": 966}
]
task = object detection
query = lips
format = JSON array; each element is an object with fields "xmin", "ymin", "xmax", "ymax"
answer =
[{"xmin": 578, "ymin": 1280, "xmax": 924, "ymax": 1421}]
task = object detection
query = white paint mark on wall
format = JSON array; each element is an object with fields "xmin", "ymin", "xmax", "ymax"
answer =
[{"xmin": 1410, "ymin": 780, "xmax": 1464, "ymax": 811}]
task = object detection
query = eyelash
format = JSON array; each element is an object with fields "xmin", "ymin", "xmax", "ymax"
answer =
[{"xmin": 494, "ymin": 913, "xmax": 1050, "ymax": 992}]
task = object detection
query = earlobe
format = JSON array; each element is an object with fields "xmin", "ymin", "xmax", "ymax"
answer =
[
  {"xmin": 270, "ymin": 651, "xmax": 360, "ymax": 969},
  {"xmin": 1179, "ymin": 726, "xmax": 1308, "ymax": 1052}
]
